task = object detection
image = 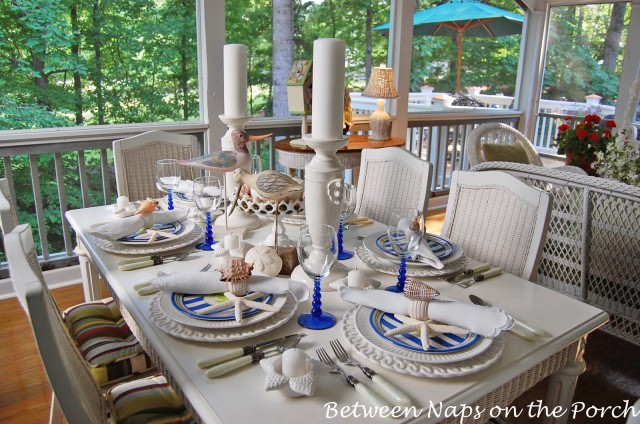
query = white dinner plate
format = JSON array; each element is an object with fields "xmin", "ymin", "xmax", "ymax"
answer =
[
  {"xmin": 94, "ymin": 221, "xmax": 203, "ymax": 255},
  {"xmin": 342, "ymin": 306, "xmax": 504, "ymax": 377},
  {"xmin": 354, "ymin": 243, "xmax": 466, "ymax": 277},
  {"xmin": 118, "ymin": 221, "xmax": 186, "ymax": 245},
  {"xmin": 157, "ymin": 291, "xmax": 287, "ymax": 329},
  {"xmin": 148, "ymin": 292, "xmax": 298, "ymax": 342},
  {"xmin": 363, "ymin": 232, "xmax": 463, "ymax": 267}
]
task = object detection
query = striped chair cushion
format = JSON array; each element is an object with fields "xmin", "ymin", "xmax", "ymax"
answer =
[
  {"xmin": 63, "ymin": 298, "xmax": 153, "ymax": 386},
  {"xmin": 107, "ymin": 374, "xmax": 194, "ymax": 424}
]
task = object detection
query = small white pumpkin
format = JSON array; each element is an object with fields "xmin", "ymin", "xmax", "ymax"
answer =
[{"xmin": 244, "ymin": 246, "xmax": 282, "ymax": 277}]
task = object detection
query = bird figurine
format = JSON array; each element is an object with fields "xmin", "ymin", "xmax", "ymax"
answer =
[
  {"xmin": 179, "ymin": 130, "xmax": 272, "ymax": 172},
  {"xmin": 229, "ymin": 169, "xmax": 303, "ymax": 248}
]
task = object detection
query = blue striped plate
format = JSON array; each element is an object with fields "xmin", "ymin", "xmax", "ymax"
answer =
[
  {"xmin": 369, "ymin": 309, "xmax": 479, "ymax": 353},
  {"xmin": 375, "ymin": 233, "xmax": 454, "ymax": 260},
  {"xmin": 171, "ymin": 292, "xmax": 274, "ymax": 321}
]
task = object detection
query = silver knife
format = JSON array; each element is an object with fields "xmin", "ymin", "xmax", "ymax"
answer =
[
  {"xmin": 469, "ymin": 295, "xmax": 545, "ymax": 340},
  {"xmin": 445, "ymin": 262, "xmax": 491, "ymax": 283},
  {"xmin": 197, "ymin": 334, "xmax": 305, "ymax": 369},
  {"xmin": 205, "ymin": 334, "xmax": 304, "ymax": 378},
  {"xmin": 118, "ymin": 251, "xmax": 192, "ymax": 271},
  {"xmin": 457, "ymin": 267, "xmax": 502, "ymax": 288}
]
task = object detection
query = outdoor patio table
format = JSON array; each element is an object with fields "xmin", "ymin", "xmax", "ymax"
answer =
[{"xmin": 66, "ymin": 206, "xmax": 608, "ymax": 424}]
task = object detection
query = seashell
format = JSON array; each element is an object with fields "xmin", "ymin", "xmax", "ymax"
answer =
[
  {"xmin": 135, "ymin": 198, "xmax": 159, "ymax": 216},
  {"xmin": 403, "ymin": 279, "xmax": 440, "ymax": 301},
  {"xmin": 219, "ymin": 259, "xmax": 253, "ymax": 283},
  {"xmin": 244, "ymin": 246, "xmax": 283, "ymax": 277}
]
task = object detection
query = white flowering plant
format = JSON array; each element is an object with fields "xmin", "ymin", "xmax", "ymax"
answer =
[{"xmin": 594, "ymin": 127, "xmax": 640, "ymax": 186}]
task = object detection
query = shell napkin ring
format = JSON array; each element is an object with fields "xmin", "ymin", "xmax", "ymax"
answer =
[{"xmin": 383, "ymin": 279, "xmax": 468, "ymax": 351}]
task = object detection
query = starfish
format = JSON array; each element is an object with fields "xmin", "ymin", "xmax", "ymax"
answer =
[
  {"xmin": 199, "ymin": 291, "xmax": 279, "ymax": 323},
  {"xmin": 384, "ymin": 314, "xmax": 469, "ymax": 351}
]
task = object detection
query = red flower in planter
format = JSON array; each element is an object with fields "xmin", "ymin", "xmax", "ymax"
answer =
[{"xmin": 554, "ymin": 114, "xmax": 614, "ymax": 158}]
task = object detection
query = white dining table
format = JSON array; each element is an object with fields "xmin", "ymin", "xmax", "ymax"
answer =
[{"xmin": 66, "ymin": 206, "xmax": 608, "ymax": 424}]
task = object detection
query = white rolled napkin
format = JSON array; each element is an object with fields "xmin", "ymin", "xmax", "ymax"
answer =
[
  {"xmin": 89, "ymin": 209, "xmax": 189, "ymax": 240},
  {"xmin": 410, "ymin": 240, "xmax": 445, "ymax": 269},
  {"xmin": 339, "ymin": 286, "xmax": 511, "ymax": 337},
  {"xmin": 149, "ymin": 271, "xmax": 309, "ymax": 302},
  {"xmin": 174, "ymin": 180, "xmax": 194, "ymax": 195}
]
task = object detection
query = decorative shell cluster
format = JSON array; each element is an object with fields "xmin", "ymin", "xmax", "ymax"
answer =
[
  {"xmin": 135, "ymin": 198, "xmax": 159, "ymax": 216},
  {"xmin": 235, "ymin": 183, "xmax": 304, "ymax": 216},
  {"xmin": 219, "ymin": 259, "xmax": 253, "ymax": 283},
  {"xmin": 403, "ymin": 279, "xmax": 440, "ymax": 300}
]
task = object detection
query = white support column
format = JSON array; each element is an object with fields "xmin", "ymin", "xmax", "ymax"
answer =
[
  {"xmin": 614, "ymin": 0, "xmax": 640, "ymax": 125},
  {"xmin": 74, "ymin": 239, "xmax": 101, "ymax": 301},
  {"xmin": 388, "ymin": 0, "xmax": 415, "ymax": 144},
  {"xmin": 514, "ymin": 2, "xmax": 550, "ymax": 139},
  {"xmin": 197, "ymin": 0, "xmax": 226, "ymax": 154}
]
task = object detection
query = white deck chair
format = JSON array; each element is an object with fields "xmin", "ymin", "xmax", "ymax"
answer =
[
  {"xmin": 442, "ymin": 170, "xmax": 553, "ymax": 281},
  {"xmin": 113, "ymin": 130, "xmax": 199, "ymax": 201},
  {"xmin": 468, "ymin": 123, "xmax": 586, "ymax": 174},
  {"xmin": 355, "ymin": 147, "xmax": 432, "ymax": 224},
  {"xmin": 4, "ymin": 224, "xmax": 192, "ymax": 424}
]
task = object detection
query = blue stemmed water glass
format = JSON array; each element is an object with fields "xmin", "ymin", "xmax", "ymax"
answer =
[
  {"xmin": 297, "ymin": 224, "xmax": 338, "ymax": 330},
  {"xmin": 337, "ymin": 183, "xmax": 357, "ymax": 260},
  {"xmin": 385, "ymin": 208, "xmax": 424, "ymax": 293},
  {"xmin": 193, "ymin": 176, "xmax": 222, "ymax": 251},
  {"xmin": 156, "ymin": 159, "xmax": 181, "ymax": 210}
]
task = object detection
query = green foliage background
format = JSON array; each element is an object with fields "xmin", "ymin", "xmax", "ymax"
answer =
[{"xmin": 0, "ymin": 0, "xmax": 629, "ymax": 260}]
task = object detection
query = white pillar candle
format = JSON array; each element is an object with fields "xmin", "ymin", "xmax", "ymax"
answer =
[
  {"xmin": 224, "ymin": 234, "xmax": 240, "ymax": 250},
  {"xmin": 281, "ymin": 348, "xmax": 308, "ymax": 378},
  {"xmin": 223, "ymin": 44, "xmax": 248, "ymax": 117},
  {"xmin": 348, "ymin": 269, "xmax": 367, "ymax": 288},
  {"xmin": 311, "ymin": 38, "xmax": 346, "ymax": 140}
]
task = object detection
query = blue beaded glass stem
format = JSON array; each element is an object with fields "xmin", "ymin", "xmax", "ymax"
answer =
[
  {"xmin": 310, "ymin": 275, "xmax": 324, "ymax": 317},
  {"xmin": 205, "ymin": 211, "xmax": 214, "ymax": 245},
  {"xmin": 396, "ymin": 255, "xmax": 408, "ymax": 292},
  {"xmin": 167, "ymin": 189, "xmax": 174, "ymax": 210},
  {"xmin": 337, "ymin": 220, "xmax": 353, "ymax": 260}
]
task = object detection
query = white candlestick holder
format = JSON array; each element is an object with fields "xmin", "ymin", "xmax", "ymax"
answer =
[
  {"xmin": 291, "ymin": 134, "xmax": 349, "ymax": 287},
  {"xmin": 214, "ymin": 114, "xmax": 262, "ymax": 230}
]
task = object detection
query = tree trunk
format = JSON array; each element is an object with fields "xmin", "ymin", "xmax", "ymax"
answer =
[
  {"xmin": 602, "ymin": 3, "xmax": 626, "ymax": 73},
  {"xmin": 365, "ymin": 4, "xmax": 372, "ymax": 84},
  {"xmin": 272, "ymin": 0, "xmax": 294, "ymax": 118},
  {"xmin": 180, "ymin": 0, "xmax": 189, "ymax": 120},
  {"xmin": 92, "ymin": 0, "xmax": 105, "ymax": 125},
  {"xmin": 71, "ymin": 4, "xmax": 83, "ymax": 125}
]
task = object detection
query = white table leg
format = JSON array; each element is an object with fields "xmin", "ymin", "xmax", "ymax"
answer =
[
  {"xmin": 542, "ymin": 336, "xmax": 587, "ymax": 424},
  {"xmin": 75, "ymin": 239, "xmax": 101, "ymax": 301}
]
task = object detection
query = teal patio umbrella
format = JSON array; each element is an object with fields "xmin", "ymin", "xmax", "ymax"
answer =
[{"xmin": 375, "ymin": 0, "xmax": 523, "ymax": 93}]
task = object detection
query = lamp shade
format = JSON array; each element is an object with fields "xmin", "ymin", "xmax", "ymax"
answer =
[{"xmin": 362, "ymin": 65, "xmax": 399, "ymax": 99}]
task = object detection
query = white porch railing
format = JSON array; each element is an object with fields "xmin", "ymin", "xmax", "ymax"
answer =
[{"xmin": 0, "ymin": 111, "xmax": 521, "ymax": 275}]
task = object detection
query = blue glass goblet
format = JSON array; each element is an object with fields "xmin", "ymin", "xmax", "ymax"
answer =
[
  {"xmin": 297, "ymin": 224, "xmax": 338, "ymax": 330},
  {"xmin": 385, "ymin": 208, "xmax": 424, "ymax": 293},
  {"xmin": 156, "ymin": 159, "xmax": 181, "ymax": 211},
  {"xmin": 337, "ymin": 183, "xmax": 357, "ymax": 260},
  {"xmin": 193, "ymin": 176, "xmax": 222, "ymax": 251}
]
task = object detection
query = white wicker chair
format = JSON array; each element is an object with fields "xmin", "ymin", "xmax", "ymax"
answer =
[
  {"xmin": 4, "ymin": 224, "xmax": 192, "ymax": 424},
  {"xmin": 0, "ymin": 178, "xmax": 19, "ymax": 234},
  {"xmin": 355, "ymin": 147, "xmax": 432, "ymax": 224},
  {"xmin": 113, "ymin": 131, "xmax": 199, "ymax": 201},
  {"xmin": 472, "ymin": 161, "xmax": 640, "ymax": 346},
  {"xmin": 442, "ymin": 170, "xmax": 553, "ymax": 281},
  {"xmin": 467, "ymin": 122, "xmax": 586, "ymax": 174}
]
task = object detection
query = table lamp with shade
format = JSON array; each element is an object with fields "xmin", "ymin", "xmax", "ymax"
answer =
[{"xmin": 362, "ymin": 64, "xmax": 399, "ymax": 141}]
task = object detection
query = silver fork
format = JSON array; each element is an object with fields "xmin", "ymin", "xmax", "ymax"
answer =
[
  {"xmin": 315, "ymin": 348, "xmax": 390, "ymax": 408},
  {"xmin": 329, "ymin": 340, "xmax": 412, "ymax": 407}
]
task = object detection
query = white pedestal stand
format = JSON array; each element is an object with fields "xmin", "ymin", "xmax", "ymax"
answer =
[
  {"xmin": 290, "ymin": 115, "xmax": 309, "ymax": 147},
  {"xmin": 291, "ymin": 135, "xmax": 349, "ymax": 289},
  {"xmin": 214, "ymin": 114, "xmax": 262, "ymax": 230},
  {"xmin": 262, "ymin": 216, "xmax": 295, "ymax": 247}
]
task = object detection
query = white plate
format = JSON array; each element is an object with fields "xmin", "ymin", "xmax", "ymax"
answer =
[
  {"xmin": 354, "ymin": 244, "xmax": 466, "ymax": 277},
  {"xmin": 342, "ymin": 306, "xmax": 504, "ymax": 377},
  {"xmin": 118, "ymin": 221, "xmax": 189, "ymax": 245},
  {"xmin": 148, "ymin": 292, "xmax": 298, "ymax": 342},
  {"xmin": 157, "ymin": 291, "xmax": 287, "ymax": 329},
  {"xmin": 363, "ymin": 232, "xmax": 463, "ymax": 267},
  {"xmin": 353, "ymin": 306, "xmax": 493, "ymax": 363},
  {"xmin": 94, "ymin": 221, "xmax": 203, "ymax": 255}
]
